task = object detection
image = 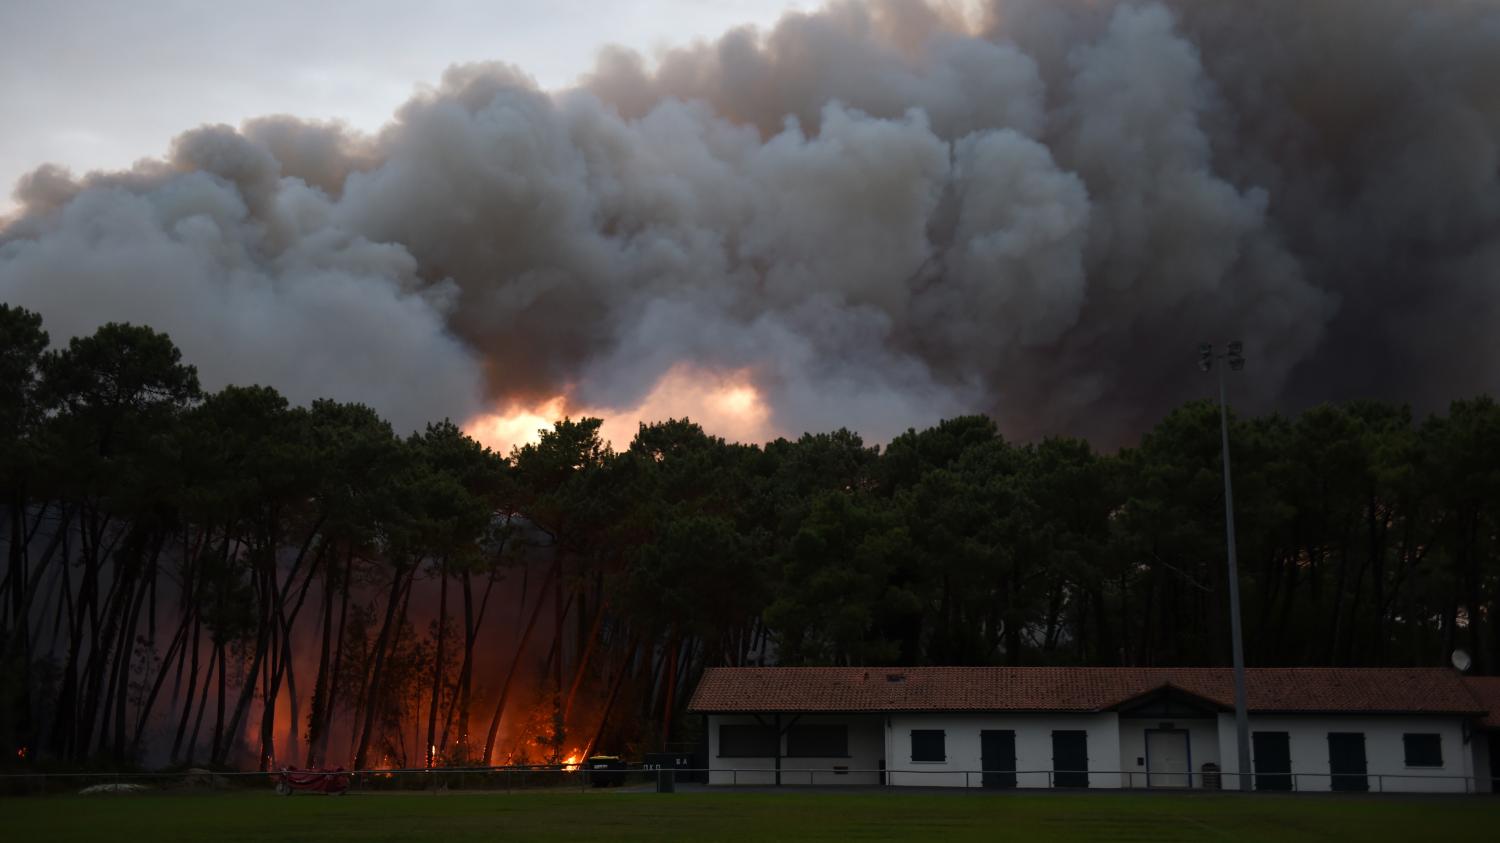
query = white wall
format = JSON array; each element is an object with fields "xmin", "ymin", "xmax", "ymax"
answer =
[
  {"xmin": 706, "ymin": 714, "xmax": 883, "ymax": 785},
  {"xmin": 1216, "ymin": 714, "xmax": 1476, "ymax": 793},
  {"xmin": 885, "ymin": 713, "xmax": 1122, "ymax": 788},
  {"xmin": 707, "ymin": 711, "xmax": 1485, "ymax": 793},
  {"xmin": 1117, "ymin": 717, "xmax": 1221, "ymax": 789}
]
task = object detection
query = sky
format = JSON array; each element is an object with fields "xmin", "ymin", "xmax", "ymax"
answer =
[{"xmin": 0, "ymin": 0, "xmax": 810, "ymax": 215}]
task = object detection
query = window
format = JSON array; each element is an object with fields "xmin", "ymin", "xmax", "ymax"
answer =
[
  {"xmin": 1403, "ymin": 733, "xmax": 1443, "ymax": 767},
  {"xmin": 787, "ymin": 725, "xmax": 848, "ymax": 757},
  {"xmin": 911, "ymin": 729, "xmax": 945, "ymax": 762},
  {"xmin": 719, "ymin": 724, "xmax": 778, "ymax": 757}
]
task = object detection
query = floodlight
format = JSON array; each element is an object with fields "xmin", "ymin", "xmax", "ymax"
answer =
[{"xmin": 1228, "ymin": 341, "xmax": 1245, "ymax": 371}]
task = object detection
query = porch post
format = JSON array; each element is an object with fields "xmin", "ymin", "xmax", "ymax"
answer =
[{"xmin": 774, "ymin": 713, "xmax": 782, "ymax": 787}]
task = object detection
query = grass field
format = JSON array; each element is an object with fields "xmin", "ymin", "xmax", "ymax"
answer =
[{"xmin": 6, "ymin": 789, "xmax": 1500, "ymax": 842}]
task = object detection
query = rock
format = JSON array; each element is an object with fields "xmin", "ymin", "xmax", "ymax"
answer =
[{"xmin": 183, "ymin": 768, "xmax": 229, "ymax": 789}]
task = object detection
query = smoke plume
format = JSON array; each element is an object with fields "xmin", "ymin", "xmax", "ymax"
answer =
[{"xmin": 3, "ymin": 0, "xmax": 1498, "ymax": 444}]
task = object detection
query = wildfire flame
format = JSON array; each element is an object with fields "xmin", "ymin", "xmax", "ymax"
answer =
[
  {"xmin": 563, "ymin": 751, "xmax": 582, "ymax": 772},
  {"xmin": 465, "ymin": 364, "xmax": 775, "ymax": 453},
  {"xmin": 465, "ymin": 396, "xmax": 572, "ymax": 455}
]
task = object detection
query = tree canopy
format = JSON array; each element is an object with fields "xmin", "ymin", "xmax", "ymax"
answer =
[{"xmin": 2, "ymin": 306, "xmax": 1497, "ymax": 771}]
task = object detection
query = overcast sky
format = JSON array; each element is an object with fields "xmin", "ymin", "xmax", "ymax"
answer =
[{"xmin": 0, "ymin": 0, "xmax": 809, "ymax": 213}]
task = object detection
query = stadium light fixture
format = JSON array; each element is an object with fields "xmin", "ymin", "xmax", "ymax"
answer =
[{"xmin": 1202, "ymin": 341, "xmax": 1251, "ymax": 792}]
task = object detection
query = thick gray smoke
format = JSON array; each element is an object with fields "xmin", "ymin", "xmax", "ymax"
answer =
[{"xmin": 3, "ymin": 0, "xmax": 1498, "ymax": 443}]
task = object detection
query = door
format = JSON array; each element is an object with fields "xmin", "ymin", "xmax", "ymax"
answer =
[
  {"xmin": 1252, "ymin": 732, "xmax": 1292, "ymax": 791},
  {"xmin": 1052, "ymin": 730, "xmax": 1089, "ymax": 788},
  {"xmin": 980, "ymin": 730, "xmax": 1017, "ymax": 788},
  {"xmin": 1145, "ymin": 729, "xmax": 1191, "ymax": 788},
  {"xmin": 1490, "ymin": 735, "xmax": 1500, "ymax": 793},
  {"xmin": 1328, "ymin": 732, "xmax": 1368, "ymax": 792}
]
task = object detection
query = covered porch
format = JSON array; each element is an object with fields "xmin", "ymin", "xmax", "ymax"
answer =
[
  {"xmin": 706, "ymin": 712, "xmax": 885, "ymax": 786},
  {"xmin": 1113, "ymin": 685, "xmax": 1225, "ymax": 789}
]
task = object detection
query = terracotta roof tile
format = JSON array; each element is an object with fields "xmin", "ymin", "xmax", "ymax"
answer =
[
  {"xmin": 1465, "ymin": 677, "xmax": 1500, "ymax": 729},
  {"xmin": 687, "ymin": 666, "xmax": 1487, "ymax": 716}
]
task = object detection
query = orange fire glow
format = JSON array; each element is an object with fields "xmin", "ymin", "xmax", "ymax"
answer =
[
  {"xmin": 464, "ymin": 364, "xmax": 776, "ymax": 454},
  {"xmin": 465, "ymin": 395, "xmax": 572, "ymax": 456}
]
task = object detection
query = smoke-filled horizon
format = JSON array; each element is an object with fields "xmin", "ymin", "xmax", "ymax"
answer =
[{"xmin": 3, "ymin": 0, "xmax": 1498, "ymax": 448}]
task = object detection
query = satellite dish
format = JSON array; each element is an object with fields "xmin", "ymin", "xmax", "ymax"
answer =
[{"xmin": 1452, "ymin": 649, "xmax": 1472, "ymax": 672}]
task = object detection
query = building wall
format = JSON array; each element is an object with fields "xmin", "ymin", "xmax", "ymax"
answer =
[
  {"xmin": 885, "ymin": 713, "xmax": 1123, "ymax": 788},
  {"xmin": 1216, "ymin": 714, "xmax": 1476, "ymax": 793},
  {"xmin": 705, "ymin": 710, "xmax": 1484, "ymax": 793},
  {"xmin": 706, "ymin": 713, "xmax": 884, "ymax": 785},
  {"xmin": 1117, "ymin": 716, "xmax": 1222, "ymax": 788}
]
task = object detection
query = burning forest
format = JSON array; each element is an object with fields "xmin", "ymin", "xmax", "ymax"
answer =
[{"xmin": 0, "ymin": 313, "xmax": 727, "ymax": 770}]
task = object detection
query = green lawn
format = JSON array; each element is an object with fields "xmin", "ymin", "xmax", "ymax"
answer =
[{"xmin": 6, "ymin": 790, "xmax": 1499, "ymax": 842}]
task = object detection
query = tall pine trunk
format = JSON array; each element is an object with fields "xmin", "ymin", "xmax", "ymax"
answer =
[
  {"xmin": 351, "ymin": 561, "xmax": 415, "ymax": 770},
  {"xmin": 425, "ymin": 557, "xmax": 448, "ymax": 767},
  {"xmin": 481, "ymin": 560, "xmax": 557, "ymax": 764}
]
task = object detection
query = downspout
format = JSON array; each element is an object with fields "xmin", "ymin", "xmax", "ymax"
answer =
[{"xmin": 884, "ymin": 716, "xmax": 892, "ymax": 786}]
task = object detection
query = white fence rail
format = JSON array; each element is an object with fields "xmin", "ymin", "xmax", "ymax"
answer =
[{"xmin": 708, "ymin": 766, "xmax": 1495, "ymax": 794}]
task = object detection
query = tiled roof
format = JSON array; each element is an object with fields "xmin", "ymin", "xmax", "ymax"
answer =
[
  {"xmin": 1465, "ymin": 677, "xmax": 1500, "ymax": 729},
  {"xmin": 687, "ymin": 666, "xmax": 1488, "ymax": 716}
]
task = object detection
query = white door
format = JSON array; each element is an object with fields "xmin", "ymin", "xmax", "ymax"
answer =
[{"xmin": 1146, "ymin": 730, "xmax": 1190, "ymax": 788}]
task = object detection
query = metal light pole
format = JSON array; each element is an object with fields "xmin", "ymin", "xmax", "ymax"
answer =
[{"xmin": 1199, "ymin": 341, "xmax": 1251, "ymax": 792}]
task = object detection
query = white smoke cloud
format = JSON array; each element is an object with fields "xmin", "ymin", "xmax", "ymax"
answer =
[{"xmin": 3, "ymin": 0, "xmax": 1497, "ymax": 443}]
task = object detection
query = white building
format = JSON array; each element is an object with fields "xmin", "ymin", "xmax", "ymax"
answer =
[{"xmin": 687, "ymin": 667, "xmax": 1500, "ymax": 793}]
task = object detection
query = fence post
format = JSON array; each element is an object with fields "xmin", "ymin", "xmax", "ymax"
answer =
[{"xmin": 1047, "ymin": 770, "xmax": 1053, "ymax": 789}]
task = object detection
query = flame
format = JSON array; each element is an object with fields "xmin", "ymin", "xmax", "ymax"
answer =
[
  {"xmin": 466, "ymin": 395, "xmax": 571, "ymax": 455},
  {"xmin": 563, "ymin": 750, "xmax": 582, "ymax": 772},
  {"xmin": 464, "ymin": 364, "xmax": 775, "ymax": 453}
]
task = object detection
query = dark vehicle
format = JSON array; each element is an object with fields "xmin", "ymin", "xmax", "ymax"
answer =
[
  {"xmin": 587, "ymin": 755, "xmax": 626, "ymax": 787},
  {"xmin": 274, "ymin": 767, "xmax": 351, "ymax": 796}
]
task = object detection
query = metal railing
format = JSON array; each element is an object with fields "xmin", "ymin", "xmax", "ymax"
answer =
[{"xmin": 1, "ymin": 765, "xmax": 1494, "ymax": 796}]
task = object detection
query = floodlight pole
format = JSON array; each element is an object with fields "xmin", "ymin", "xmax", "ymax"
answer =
[{"xmin": 1204, "ymin": 342, "xmax": 1252, "ymax": 792}]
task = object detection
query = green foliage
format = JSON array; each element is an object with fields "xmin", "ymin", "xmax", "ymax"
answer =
[{"xmin": 0, "ymin": 304, "xmax": 48, "ymax": 466}]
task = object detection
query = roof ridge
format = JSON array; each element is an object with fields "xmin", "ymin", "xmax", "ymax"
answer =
[{"xmin": 689, "ymin": 665, "xmax": 1484, "ymax": 716}]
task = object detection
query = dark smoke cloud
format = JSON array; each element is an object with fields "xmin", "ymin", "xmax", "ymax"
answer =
[{"xmin": 3, "ymin": 0, "xmax": 1497, "ymax": 443}]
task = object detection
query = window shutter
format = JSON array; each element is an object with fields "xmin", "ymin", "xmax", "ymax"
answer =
[{"xmin": 911, "ymin": 729, "xmax": 946, "ymax": 762}]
